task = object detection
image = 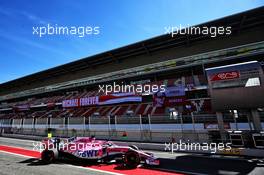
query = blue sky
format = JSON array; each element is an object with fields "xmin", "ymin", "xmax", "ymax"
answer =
[{"xmin": 0, "ymin": 0, "xmax": 263, "ymax": 84}]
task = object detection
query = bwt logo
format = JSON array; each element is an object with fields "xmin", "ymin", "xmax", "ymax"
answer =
[{"xmin": 78, "ymin": 150, "xmax": 98, "ymax": 158}]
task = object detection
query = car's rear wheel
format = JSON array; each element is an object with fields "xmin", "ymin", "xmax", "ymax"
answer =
[
  {"xmin": 41, "ymin": 150, "xmax": 55, "ymax": 163},
  {"xmin": 124, "ymin": 151, "xmax": 140, "ymax": 168}
]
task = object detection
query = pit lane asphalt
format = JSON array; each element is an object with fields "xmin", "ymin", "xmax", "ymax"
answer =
[
  {"xmin": 0, "ymin": 151, "xmax": 116, "ymax": 175},
  {"xmin": 1, "ymin": 137, "xmax": 264, "ymax": 175}
]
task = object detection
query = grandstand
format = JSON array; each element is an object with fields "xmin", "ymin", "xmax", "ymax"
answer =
[{"xmin": 0, "ymin": 7, "xmax": 264, "ymax": 145}]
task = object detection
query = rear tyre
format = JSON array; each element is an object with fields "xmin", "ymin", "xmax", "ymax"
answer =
[
  {"xmin": 124, "ymin": 151, "xmax": 140, "ymax": 168},
  {"xmin": 41, "ymin": 150, "xmax": 55, "ymax": 163}
]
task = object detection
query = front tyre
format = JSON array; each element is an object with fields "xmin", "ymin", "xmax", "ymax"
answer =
[{"xmin": 124, "ymin": 151, "xmax": 140, "ymax": 168}]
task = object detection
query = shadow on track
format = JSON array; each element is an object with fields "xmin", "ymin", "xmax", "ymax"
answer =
[
  {"xmin": 154, "ymin": 154, "xmax": 264, "ymax": 174},
  {"xmin": 18, "ymin": 158, "xmax": 101, "ymax": 166}
]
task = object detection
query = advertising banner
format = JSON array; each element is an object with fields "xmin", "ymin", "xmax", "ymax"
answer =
[
  {"xmin": 99, "ymin": 93, "xmax": 142, "ymax": 105},
  {"xmin": 62, "ymin": 93, "xmax": 142, "ymax": 108},
  {"xmin": 13, "ymin": 104, "xmax": 30, "ymax": 111},
  {"xmin": 153, "ymin": 85, "xmax": 186, "ymax": 107},
  {"xmin": 62, "ymin": 99, "xmax": 79, "ymax": 108}
]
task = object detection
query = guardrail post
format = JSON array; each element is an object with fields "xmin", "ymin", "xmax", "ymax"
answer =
[
  {"xmin": 65, "ymin": 116, "xmax": 69, "ymax": 137},
  {"xmin": 84, "ymin": 116, "xmax": 89, "ymax": 137},
  {"xmin": 191, "ymin": 112, "xmax": 199, "ymax": 142},
  {"xmin": 88, "ymin": 116, "xmax": 91, "ymax": 136},
  {"xmin": 62, "ymin": 117, "xmax": 65, "ymax": 136},
  {"xmin": 179, "ymin": 113, "xmax": 184, "ymax": 141},
  {"xmin": 9, "ymin": 119, "xmax": 13, "ymax": 129},
  {"xmin": 148, "ymin": 114, "xmax": 152, "ymax": 141},
  {"xmin": 114, "ymin": 115, "xmax": 117, "ymax": 130},
  {"xmin": 191, "ymin": 112, "xmax": 195, "ymax": 131},
  {"xmin": 180, "ymin": 113, "xmax": 183, "ymax": 131},
  {"xmin": 216, "ymin": 112, "xmax": 227, "ymax": 142},
  {"xmin": 108, "ymin": 115, "xmax": 110, "ymax": 139},
  {"xmin": 32, "ymin": 117, "xmax": 36, "ymax": 135},
  {"xmin": 83, "ymin": 116, "xmax": 85, "ymax": 136},
  {"xmin": 251, "ymin": 109, "xmax": 262, "ymax": 131},
  {"xmin": 139, "ymin": 115, "xmax": 143, "ymax": 140},
  {"xmin": 21, "ymin": 118, "xmax": 24, "ymax": 134}
]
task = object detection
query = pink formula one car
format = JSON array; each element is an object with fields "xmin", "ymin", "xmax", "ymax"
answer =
[{"xmin": 40, "ymin": 137, "xmax": 160, "ymax": 168}]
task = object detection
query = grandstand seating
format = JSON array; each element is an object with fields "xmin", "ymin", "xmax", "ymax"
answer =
[
  {"xmin": 152, "ymin": 106, "xmax": 166, "ymax": 116},
  {"xmin": 0, "ymin": 98, "xmax": 213, "ymax": 119},
  {"xmin": 135, "ymin": 104, "xmax": 148, "ymax": 115},
  {"xmin": 114, "ymin": 105, "xmax": 129, "ymax": 116},
  {"xmin": 0, "ymin": 75, "xmax": 214, "ymax": 119}
]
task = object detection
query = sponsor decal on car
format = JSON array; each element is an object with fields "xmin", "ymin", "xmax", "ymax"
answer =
[{"xmin": 76, "ymin": 150, "xmax": 99, "ymax": 158}]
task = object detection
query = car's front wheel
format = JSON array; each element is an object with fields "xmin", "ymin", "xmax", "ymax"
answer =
[{"xmin": 124, "ymin": 151, "xmax": 140, "ymax": 168}]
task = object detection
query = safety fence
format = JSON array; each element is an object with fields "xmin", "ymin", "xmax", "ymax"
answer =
[
  {"xmin": 0, "ymin": 115, "xmax": 211, "ymax": 143},
  {"xmin": 1, "ymin": 115, "xmax": 262, "ymax": 144}
]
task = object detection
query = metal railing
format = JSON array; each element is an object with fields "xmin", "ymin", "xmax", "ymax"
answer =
[{"xmin": 1, "ymin": 115, "xmax": 263, "ymax": 145}]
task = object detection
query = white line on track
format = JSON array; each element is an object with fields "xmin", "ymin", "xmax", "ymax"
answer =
[{"xmin": 0, "ymin": 137, "xmax": 36, "ymax": 143}]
